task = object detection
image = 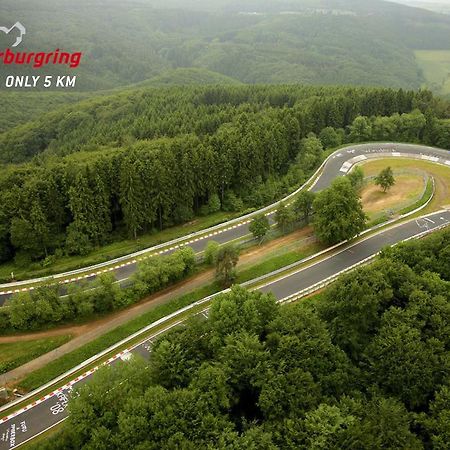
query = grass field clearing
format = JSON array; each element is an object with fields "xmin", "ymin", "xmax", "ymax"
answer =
[{"xmin": 415, "ymin": 50, "xmax": 450, "ymax": 95}]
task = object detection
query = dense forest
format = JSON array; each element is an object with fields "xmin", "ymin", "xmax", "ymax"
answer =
[
  {"xmin": 0, "ymin": 91, "xmax": 91, "ymax": 134},
  {"xmin": 34, "ymin": 228, "xmax": 450, "ymax": 449},
  {"xmin": 0, "ymin": 69, "xmax": 239, "ymax": 133},
  {"xmin": 2, "ymin": 0, "xmax": 450, "ymax": 91},
  {"xmin": 0, "ymin": 85, "xmax": 447, "ymax": 269},
  {"xmin": 3, "ymin": 0, "xmax": 450, "ymax": 132}
]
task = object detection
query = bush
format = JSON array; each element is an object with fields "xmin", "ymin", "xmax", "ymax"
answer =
[
  {"xmin": 1, "ymin": 248, "xmax": 197, "ymax": 332},
  {"xmin": 173, "ymin": 205, "xmax": 194, "ymax": 224},
  {"xmin": 204, "ymin": 241, "xmax": 220, "ymax": 265},
  {"xmin": 0, "ymin": 308, "xmax": 11, "ymax": 332},
  {"xmin": 215, "ymin": 244, "xmax": 239, "ymax": 287},
  {"xmin": 207, "ymin": 193, "xmax": 221, "ymax": 213},
  {"xmin": 199, "ymin": 204, "xmax": 210, "ymax": 216},
  {"xmin": 133, "ymin": 247, "xmax": 197, "ymax": 297},
  {"xmin": 223, "ymin": 191, "xmax": 244, "ymax": 212},
  {"xmin": 8, "ymin": 292, "xmax": 35, "ymax": 330}
]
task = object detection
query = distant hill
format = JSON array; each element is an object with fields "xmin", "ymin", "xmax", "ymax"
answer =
[
  {"xmin": 1, "ymin": 0, "xmax": 450, "ymax": 92},
  {"xmin": 0, "ymin": 91, "xmax": 91, "ymax": 133},
  {"xmin": 138, "ymin": 68, "xmax": 242, "ymax": 87},
  {"xmin": 0, "ymin": 68, "xmax": 241, "ymax": 132}
]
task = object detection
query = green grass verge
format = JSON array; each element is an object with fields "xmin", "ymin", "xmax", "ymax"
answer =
[
  {"xmin": 0, "ymin": 335, "xmax": 72, "ymax": 375},
  {"xmin": 0, "ymin": 211, "xmax": 240, "ymax": 282},
  {"xmin": 366, "ymin": 214, "xmax": 390, "ymax": 229},
  {"xmin": 14, "ymin": 237, "xmax": 322, "ymax": 394},
  {"xmin": 17, "ymin": 283, "xmax": 215, "ymax": 392},
  {"xmin": 398, "ymin": 177, "xmax": 434, "ymax": 216}
]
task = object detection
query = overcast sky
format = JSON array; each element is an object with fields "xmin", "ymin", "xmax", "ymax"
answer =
[
  {"xmin": 393, "ymin": 0, "xmax": 450, "ymax": 6},
  {"xmin": 393, "ymin": 0, "xmax": 450, "ymax": 3}
]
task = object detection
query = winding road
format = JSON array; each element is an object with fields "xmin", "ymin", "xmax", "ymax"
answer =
[
  {"xmin": 1, "ymin": 142, "xmax": 450, "ymax": 304},
  {"xmin": 0, "ymin": 143, "xmax": 449, "ymax": 448}
]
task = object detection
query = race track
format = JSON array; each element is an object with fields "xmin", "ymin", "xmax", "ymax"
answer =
[
  {"xmin": 0, "ymin": 143, "xmax": 449, "ymax": 448},
  {"xmin": 1, "ymin": 142, "xmax": 449, "ymax": 303}
]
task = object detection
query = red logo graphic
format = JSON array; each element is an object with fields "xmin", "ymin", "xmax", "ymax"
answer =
[{"xmin": 0, "ymin": 22, "xmax": 83, "ymax": 68}]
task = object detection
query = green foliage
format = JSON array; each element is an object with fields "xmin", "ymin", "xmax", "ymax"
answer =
[
  {"xmin": 33, "ymin": 232, "xmax": 450, "ymax": 450},
  {"xmin": 348, "ymin": 115, "xmax": 373, "ymax": 142},
  {"xmin": 313, "ymin": 178, "xmax": 367, "ymax": 245},
  {"xmin": 64, "ymin": 223, "xmax": 92, "ymax": 256},
  {"xmin": 319, "ymin": 127, "xmax": 344, "ymax": 149},
  {"xmin": 38, "ymin": 231, "xmax": 450, "ymax": 449},
  {"xmin": 347, "ymin": 166, "xmax": 365, "ymax": 191},
  {"xmin": 298, "ymin": 135, "xmax": 324, "ymax": 171},
  {"xmin": 0, "ymin": 84, "xmax": 440, "ymax": 268},
  {"xmin": 375, "ymin": 166, "xmax": 396, "ymax": 192},
  {"xmin": 249, "ymin": 214, "xmax": 271, "ymax": 243},
  {"xmin": 348, "ymin": 109, "xmax": 431, "ymax": 144},
  {"xmin": 18, "ymin": 283, "xmax": 217, "ymax": 392},
  {"xmin": 133, "ymin": 247, "xmax": 196, "ymax": 297},
  {"xmin": 207, "ymin": 193, "xmax": 221, "ymax": 214},
  {"xmin": 1, "ymin": 248, "xmax": 197, "ymax": 332},
  {"xmin": 204, "ymin": 240, "xmax": 220, "ymax": 265},
  {"xmin": 426, "ymin": 385, "xmax": 450, "ymax": 449},
  {"xmin": 215, "ymin": 244, "xmax": 239, "ymax": 287},
  {"xmin": 0, "ymin": 92, "xmax": 90, "ymax": 133},
  {"xmin": 293, "ymin": 190, "xmax": 316, "ymax": 224},
  {"xmin": 275, "ymin": 202, "xmax": 295, "ymax": 233}
]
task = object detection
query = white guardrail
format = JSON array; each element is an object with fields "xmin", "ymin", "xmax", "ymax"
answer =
[
  {"xmin": 1, "ymin": 143, "xmax": 442, "ymax": 292},
  {"xmin": 1, "ymin": 204, "xmax": 448, "ymax": 415},
  {"xmin": 279, "ymin": 221, "xmax": 450, "ymax": 305},
  {"xmin": 0, "ymin": 142, "xmax": 335, "ymax": 290}
]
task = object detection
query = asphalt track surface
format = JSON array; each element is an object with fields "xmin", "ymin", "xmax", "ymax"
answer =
[
  {"xmin": 0, "ymin": 144, "xmax": 449, "ymax": 448},
  {"xmin": 1, "ymin": 142, "xmax": 449, "ymax": 304}
]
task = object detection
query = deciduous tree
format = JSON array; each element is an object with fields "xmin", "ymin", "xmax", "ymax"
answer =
[
  {"xmin": 249, "ymin": 214, "xmax": 270, "ymax": 243},
  {"xmin": 313, "ymin": 178, "xmax": 366, "ymax": 244},
  {"xmin": 215, "ymin": 244, "xmax": 239, "ymax": 287},
  {"xmin": 375, "ymin": 166, "xmax": 395, "ymax": 192}
]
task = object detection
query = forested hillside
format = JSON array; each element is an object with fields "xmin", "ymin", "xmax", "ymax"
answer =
[
  {"xmin": 0, "ymin": 69, "xmax": 240, "ymax": 132},
  {"xmin": 0, "ymin": 85, "xmax": 446, "ymax": 269},
  {"xmin": 34, "ymin": 229, "xmax": 450, "ymax": 449},
  {"xmin": 2, "ymin": 0, "xmax": 450, "ymax": 91},
  {"xmin": 0, "ymin": 91, "xmax": 91, "ymax": 133},
  {"xmin": 0, "ymin": 85, "xmax": 444, "ymax": 163},
  {"xmin": 3, "ymin": 0, "xmax": 450, "ymax": 131}
]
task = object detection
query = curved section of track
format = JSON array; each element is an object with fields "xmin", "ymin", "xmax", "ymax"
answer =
[
  {"xmin": 0, "ymin": 209, "xmax": 449, "ymax": 449},
  {"xmin": 1, "ymin": 143, "xmax": 449, "ymax": 303},
  {"xmin": 0, "ymin": 143, "xmax": 449, "ymax": 448}
]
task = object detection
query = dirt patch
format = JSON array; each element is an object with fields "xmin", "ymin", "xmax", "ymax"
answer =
[
  {"xmin": 0, "ymin": 227, "xmax": 314, "ymax": 346},
  {"xmin": 359, "ymin": 159, "xmax": 450, "ymax": 213},
  {"xmin": 361, "ymin": 174, "xmax": 425, "ymax": 216}
]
